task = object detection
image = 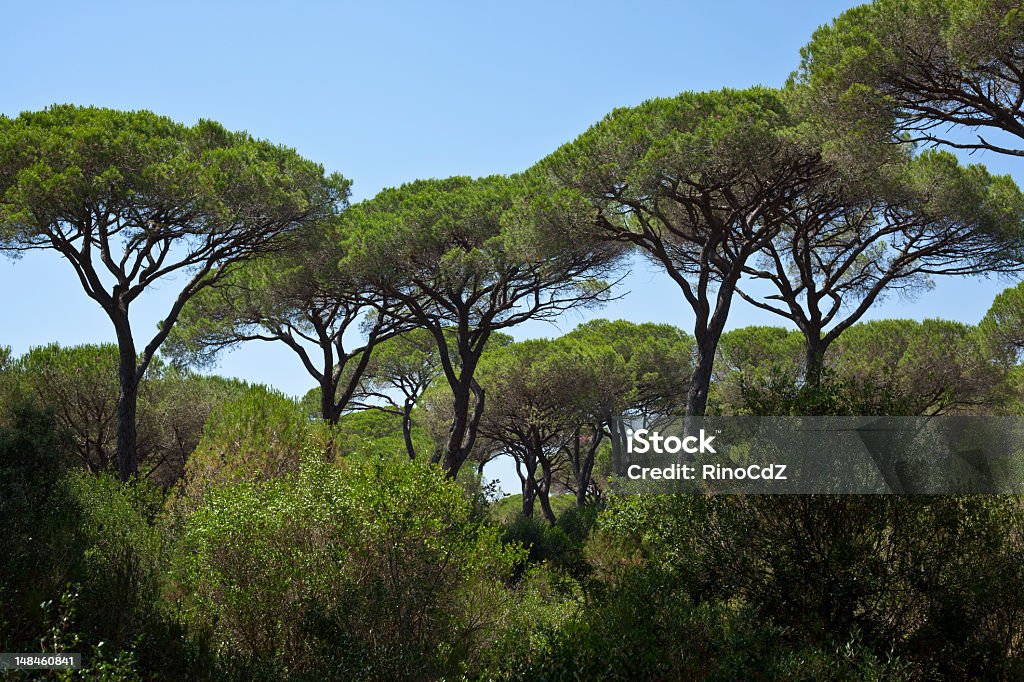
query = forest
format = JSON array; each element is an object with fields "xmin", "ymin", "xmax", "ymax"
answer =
[{"xmin": 2, "ymin": 0, "xmax": 1024, "ymax": 679}]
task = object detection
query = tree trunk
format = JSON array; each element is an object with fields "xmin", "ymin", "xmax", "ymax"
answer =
[
  {"xmin": 517, "ymin": 452, "xmax": 537, "ymax": 517},
  {"xmin": 320, "ymin": 377, "xmax": 339, "ymax": 425},
  {"xmin": 575, "ymin": 481, "xmax": 588, "ymax": 508},
  {"xmin": 522, "ymin": 485, "xmax": 536, "ymax": 516},
  {"xmin": 686, "ymin": 336, "xmax": 717, "ymax": 418},
  {"xmin": 572, "ymin": 426, "xmax": 602, "ymax": 508},
  {"xmin": 441, "ymin": 383, "xmax": 470, "ymax": 473},
  {"xmin": 537, "ymin": 456, "xmax": 556, "ymax": 526},
  {"xmin": 537, "ymin": 483, "xmax": 556, "ymax": 526},
  {"xmin": 607, "ymin": 417, "xmax": 628, "ymax": 476},
  {"xmin": 441, "ymin": 378, "xmax": 484, "ymax": 478},
  {"xmin": 804, "ymin": 334, "xmax": 826, "ymax": 387},
  {"xmin": 686, "ymin": 258, "xmax": 743, "ymax": 420},
  {"xmin": 402, "ymin": 397, "xmax": 417, "ymax": 460},
  {"xmin": 113, "ymin": 318, "xmax": 140, "ymax": 482}
]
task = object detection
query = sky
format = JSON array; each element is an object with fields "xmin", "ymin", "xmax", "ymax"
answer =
[{"xmin": 2, "ymin": 1, "xmax": 1021, "ymax": 489}]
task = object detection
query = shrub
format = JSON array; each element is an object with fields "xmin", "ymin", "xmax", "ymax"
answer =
[
  {"xmin": 176, "ymin": 454, "xmax": 522, "ymax": 679},
  {"xmin": 179, "ymin": 385, "xmax": 335, "ymax": 502},
  {"xmin": 0, "ymin": 406, "xmax": 176, "ymax": 676},
  {"xmin": 0, "ymin": 402, "xmax": 77, "ymax": 648}
]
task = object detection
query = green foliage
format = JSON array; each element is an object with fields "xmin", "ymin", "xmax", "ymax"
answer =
[
  {"xmin": 496, "ymin": 555, "xmax": 909, "ymax": 681},
  {"xmin": 3, "ymin": 19, "xmax": 1024, "ymax": 679},
  {"xmin": 470, "ymin": 566, "xmax": 584, "ymax": 680},
  {"xmin": 537, "ymin": 87, "xmax": 835, "ymax": 419},
  {"xmin": 541, "ymin": 87, "xmax": 807, "ymax": 203},
  {"xmin": 58, "ymin": 472, "xmax": 170, "ymax": 663},
  {"xmin": 0, "ymin": 405, "xmax": 174, "ymax": 676},
  {"xmin": 980, "ymin": 281, "xmax": 1024, "ymax": 365},
  {"xmin": 795, "ymin": 0, "xmax": 1024, "ymax": 156},
  {"xmin": 144, "ymin": 368, "xmax": 252, "ymax": 483},
  {"xmin": 829, "ymin": 319, "xmax": 1002, "ymax": 415},
  {"xmin": 176, "ymin": 455, "xmax": 522, "ymax": 679},
  {"xmin": 332, "ymin": 408, "xmax": 433, "ymax": 458},
  {"xmin": 502, "ymin": 514, "xmax": 574, "ymax": 575},
  {"xmin": 14, "ymin": 343, "xmax": 125, "ymax": 472},
  {"xmin": 0, "ymin": 402, "xmax": 77, "ymax": 648},
  {"xmin": 730, "ymin": 319, "xmax": 1006, "ymax": 416},
  {"xmin": 6, "ymin": 343, "xmax": 247, "ymax": 483},
  {"xmin": 180, "ymin": 384, "xmax": 334, "ymax": 501},
  {"xmin": 564, "ymin": 319, "xmax": 693, "ymax": 416},
  {"xmin": 355, "ymin": 327, "xmax": 445, "ymax": 403},
  {"xmin": 341, "ymin": 175, "xmax": 617, "ymax": 325},
  {"xmin": 582, "ymin": 493, "xmax": 1024, "ymax": 679},
  {"xmin": 37, "ymin": 588, "xmax": 144, "ymax": 681},
  {"xmin": 0, "ymin": 105, "xmax": 346, "ymax": 244},
  {"xmin": 712, "ymin": 326, "xmax": 804, "ymax": 414}
]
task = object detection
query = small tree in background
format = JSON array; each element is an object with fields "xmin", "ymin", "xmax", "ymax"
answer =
[
  {"xmin": 165, "ymin": 221, "xmax": 407, "ymax": 425},
  {"xmin": 10, "ymin": 343, "xmax": 246, "ymax": 483}
]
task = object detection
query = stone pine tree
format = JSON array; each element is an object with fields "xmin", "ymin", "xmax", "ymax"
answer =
[
  {"xmin": 739, "ymin": 149, "xmax": 1024, "ymax": 384},
  {"xmin": 0, "ymin": 106, "xmax": 346, "ymax": 480},
  {"xmin": 340, "ymin": 175, "xmax": 622, "ymax": 477},
  {"xmin": 165, "ymin": 221, "xmax": 406, "ymax": 424},
  {"xmin": 562, "ymin": 319, "xmax": 693, "ymax": 475},
  {"xmin": 538, "ymin": 87, "xmax": 828, "ymax": 418},
  {"xmin": 796, "ymin": 0, "xmax": 1024, "ymax": 156}
]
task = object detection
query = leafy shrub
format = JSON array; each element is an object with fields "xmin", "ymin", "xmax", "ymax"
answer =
[
  {"xmin": 0, "ymin": 402, "xmax": 77, "ymax": 648},
  {"xmin": 331, "ymin": 408, "xmax": 434, "ymax": 459},
  {"xmin": 176, "ymin": 454, "xmax": 522, "ymax": 679},
  {"xmin": 472, "ymin": 566, "xmax": 583, "ymax": 679},
  {"xmin": 501, "ymin": 508, "xmax": 601, "ymax": 581},
  {"xmin": 584, "ymin": 494, "xmax": 1024, "ymax": 679},
  {"xmin": 179, "ymin": 384, "xmax": 335, "ymax": 502},
  {"xmin": 0, "ymin": 406, "xmax": 178, "ymax": 677},
  {"xmin": 60, "ymin": 472, "xmax": 167, "ymax": 653},
  {"xmin": 7, "ymin": 344, "xmax": 243, "ymax": 484}
]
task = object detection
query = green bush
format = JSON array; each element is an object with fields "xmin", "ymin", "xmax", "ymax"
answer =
[
  {"xmin": 179, "ymin": 384, "xmax": 335, "ymax": 502},
  {"xmin": 0, "ymin": 402, "xmax": 77, "ymax": 648},
  {"xmin": 0, "ymin": 405, "xmax": 178, "ymax": 678},
  {"xmin": 582, "ymin": 494, "xmax": 1024, "ymax": 679},
  {"xmin": 60, "ymin": 472, "xmax": 167, "ymax": 653},
  {"xmin": 176, "ymin": 453, "xmax": 522, "ymax": 679}
]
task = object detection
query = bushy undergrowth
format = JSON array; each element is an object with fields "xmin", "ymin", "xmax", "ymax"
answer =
[
  {"xmin": 5, "ymin": 405, "xmax": 1024, "ymax": 680},
  {"xmin": 174, "ymin": 453, "xmax": 522, "ymax": 680}
]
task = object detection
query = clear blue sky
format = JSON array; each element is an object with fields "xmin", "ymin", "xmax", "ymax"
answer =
[{"xmin": 1, "ymin": 0, "xmax": 1020, "ymax": 395}]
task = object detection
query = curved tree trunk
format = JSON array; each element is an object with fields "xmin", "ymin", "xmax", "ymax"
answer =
[
  {"xmin": 402, "ymin": 397, "xmax": 417, "ymax": 460},
  {"xmin": 537, "ymin": 456, "xmax": 556, "ymax": 526},
  {"xmin": 441, "ymin": 378, "xmax": 485, "ymax": 478}
]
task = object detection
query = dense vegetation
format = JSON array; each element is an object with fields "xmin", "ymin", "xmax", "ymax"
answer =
[{"xmin": 3, "ymin": 0, "xmax": 1024, "ymax": 679}]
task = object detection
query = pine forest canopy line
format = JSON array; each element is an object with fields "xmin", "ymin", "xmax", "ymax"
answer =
[{"xmin": 1, "ymin": 0, "xmax": 1023, "ymax": 484}]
